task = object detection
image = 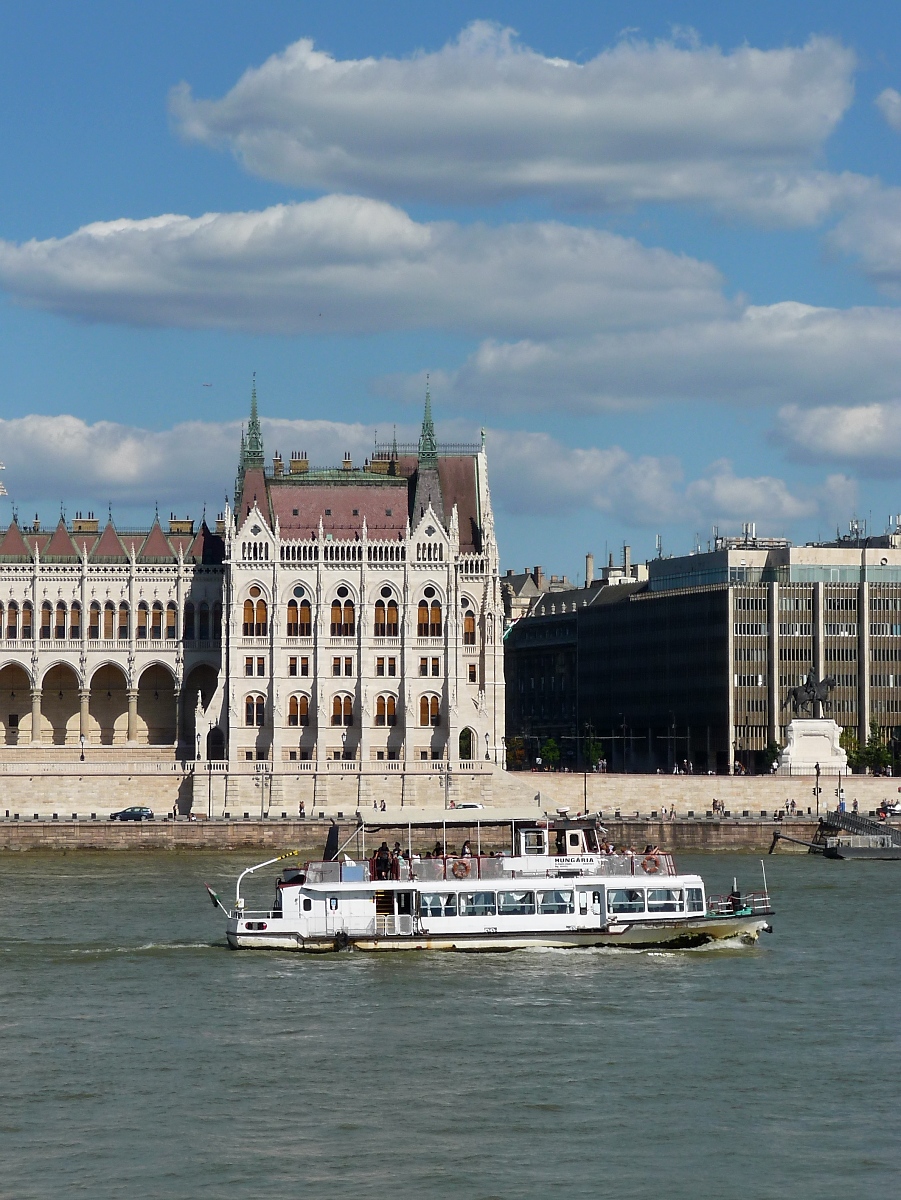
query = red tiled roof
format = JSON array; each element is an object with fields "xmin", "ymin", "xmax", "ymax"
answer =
[
  {"xmin": 44, "ymin": 519, "xmax": 79, "ymax": 557},
  {"xmin": 91, "ymin": 521, "xmax": 127, "ymax": 559},
  {"xmin": 269, "ymin": 481, "xmax": 408, "ymax": 540},
  {"xmin": 0, "ymin": 522, "xmax": 31, "ymax": 557},
  {"xmin": 138, "ymin": 520, "xmax": 175, "ymax": 561}
]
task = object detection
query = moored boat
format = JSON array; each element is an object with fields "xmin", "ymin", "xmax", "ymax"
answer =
[{"xmin": 207, "ymin": 817, "xmax": 774, "ymax": 953}]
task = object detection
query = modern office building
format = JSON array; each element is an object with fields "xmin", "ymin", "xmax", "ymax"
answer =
[{"xmin": 505, "ymin": 526, "xmax": 901, "ymax": 773}]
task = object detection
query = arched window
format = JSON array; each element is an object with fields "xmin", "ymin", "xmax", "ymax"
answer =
[
  {"xmin": 420, "ymin": 696, "xmax": 429, "ymax": 727},
  {"xmin": 288, "ymin": 695, "xmax": 310, "ymax": 727},
  {"xmin": 299, "ymin": 600, "xmax": 312, "ymax": 636},
  {"xmin": 343, "ymin": 695, "xmax": 353, "ymax": 726},
  {"xmin": 331, "ymin": 696, "xmax": 343, "ymax": 726},
  {"xmin": 70, "ymin": 602, "xmax": 81, "ymax": 640},
  {"xmin": 102, "ymin": 603, "xmax": 114, "ymax": 640},
  {"xmin": 88, "ymin": 602, "xmax": 100, "ymax": 640},
  {"xmin": 242, "ymin": 599, "xmax": 254, "ymax": 635},
  {"xmin": 287, "ymin": 600, "xmax": 299, "ymax": 636},
  {"xmin": 245, "ymin": 694, "xmax": 265, "ymax": 727},
  {"xmin": 166, "ymin": 603, "xmax": 177, "ymax": 640},
  {"xmin": 255, "ymin": 599, "xmax": 268, "ymax": 636},
  {"xmin": 118, "ymin": 602, "xmax": 129, "ymax": 640},
  {"xmin": 54, "ymin": 601, "xmax": 66, "ymax": 639},
  {"xmin": 417, "ymin": 601, "xmax": 429, "ymax": 636},
  {"xmin": 375, "ymin": 695, "xmax": 396, "ymax": 726},
  {"xmin": 289, "ymin": 695, "xmax": 299, "ymax": 726},
  {"xmin": 376, "ymin": 695, "xmax": 386, "ymax": 726},
  {"xmin": 183, "ymin": 603, "xmax": 195, "ymax": 640},
  {"xmin": 386, "ymin": 599, "xmax": 398, "ymax": 637},
  {"xmin": 199, "ymin": 602, "xmax": 210, "ymax": 640},
  {"xmin": 374, "ymin": 600, "xmax": 386, "ymax": 637},
  {"xmin": 0, "ymin": 602, "xmax": 4, "ymax": 638},
  {"xmin": 342, "ymin": 601, "xmax": 355, "ymax": 636},
  {"xmin": 421, "ymin": 695, "xmax": 440, "ymax": 726},
  {"xmin": 430, "ymin": 601, "xmax": 442, "ymax": 637},
  {"xmin": 137, "ymin": 603, "xmax": 149, "ymax": 639},
  {"xmin": 212, "ymin": 602, "xmax": 222, "ymax": 638},
  {"xmin": 21, "ymin": 602, "xmax": 32, "ymax": 639},
  {"xmin": 463, "ymin": 613, "xmax": 476, "ymax": 645},
  {"xmin": 330, "ymin": 601, "xmax": 342, "ymax": 635},
  {"xmin": 5, "ymin": 602, "xmax": 16, "ymax": 639},
  {"xmin": 41, "ymin": 602, "xmax": 52, "ymax": 639},
  {"xmin": 151, "ymin": 603, "xmax": 163, "ymax": 641}
]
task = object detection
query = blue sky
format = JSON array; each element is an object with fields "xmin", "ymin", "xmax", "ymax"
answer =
[{"xmin": 2, "ymin": 1, "xmax": 901, "ymax": 578}]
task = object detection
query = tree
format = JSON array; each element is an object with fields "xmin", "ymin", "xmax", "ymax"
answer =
[
  {"xmin": 839, "ymin": 726, "xmax": 862, "ymax": 771},
  {"xmin": 539, "ymin": 737, "xmax": 560, "ymax": 770},
  {"xmin": 763, "ymin": 741, "xmax": 781, "ymax": 771},
  {"xmin": 505, "ymin": 736, "xmax": 526, "ymax": 771},
  {"xmin": 862, "ymin": 721, "xmax": 891, "ymax": 774},
  {"xmin": 583, "ymin": 730, "xmax": 603, "ymax": 770}
]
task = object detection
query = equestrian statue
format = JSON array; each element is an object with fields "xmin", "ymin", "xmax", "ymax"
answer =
[{"xmin": 782, "ymin": 668, "xmax": 837, "ymax": 717}]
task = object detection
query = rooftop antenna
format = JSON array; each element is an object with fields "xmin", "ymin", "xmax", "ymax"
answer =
[{"xmin": 655, "ymin": 534, "xmax": 663, "ymax": 559}]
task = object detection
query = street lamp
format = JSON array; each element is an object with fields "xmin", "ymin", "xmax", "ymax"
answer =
[
  {"xmin": 814, "ymin": 760, "xmax": 821, "ymax": 816},
  {"xmin": 341, "ymin": 728, "xmax": 347, "ymax": 760},
  {"xmin": 484, "ymin": 731, "xmax": 490, "ymax": 761},
  {"xmin": 79, "ymin": 734, "xmax": 85, "ymax": 763}
]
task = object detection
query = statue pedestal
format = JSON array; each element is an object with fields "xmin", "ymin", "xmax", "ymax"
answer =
[{"xmin": 776, "ymin": 719, "xmax": 848, "ymax": 775}]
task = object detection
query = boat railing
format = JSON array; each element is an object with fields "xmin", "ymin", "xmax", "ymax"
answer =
[{"xmin": 706, "ymin": 890, "xmax": 772, "ymax": 917}]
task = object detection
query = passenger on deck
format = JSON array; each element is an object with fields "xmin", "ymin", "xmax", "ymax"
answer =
[
  {"xmin": 460, "ymin": 840, "xmax": 472, "ymax": 857},
  {"xmin": 375, "ymin": 841, "xmax": 392, "ymax": 880}
]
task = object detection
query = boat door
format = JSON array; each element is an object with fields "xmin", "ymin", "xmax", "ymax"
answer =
[
  {"xmin": 576, "ymin": 886, "xmax": 604, "ymax": 924},
  {"xmin": 325, "ymin": 895, "xmax": 345, "ymax": 935},
  {"xmin": 395, "ymin": 891, "xmax": 415, "ymax": 936}
]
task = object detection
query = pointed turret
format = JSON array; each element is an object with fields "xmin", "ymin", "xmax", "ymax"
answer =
[
  {"xmin": 243, "ymin": 374, "xmax": 264, "ymax": 468},
  {"xmin": 418, "ymin": 376, "xmax": 438, "ymax": 468},
  {"xmin": 413, "ymin": 376, "xmax": 445, "ymax": 525}
]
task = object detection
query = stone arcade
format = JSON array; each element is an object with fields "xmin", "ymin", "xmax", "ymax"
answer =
[{"xmin": 0, "ymin": 386, "xmax": 505, "ymax": 815}]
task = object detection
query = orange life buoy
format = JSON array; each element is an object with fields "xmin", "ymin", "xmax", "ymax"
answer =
[
  {"xmin": 452, "ymin": 859, "xmax": 471, "ymax": 879},
  {"xmin": 641, "ymin": 854, "xmax": 661, "ymax": 875}
]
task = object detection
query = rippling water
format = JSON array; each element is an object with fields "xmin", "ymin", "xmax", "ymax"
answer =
[{"xmin": 0, "ymin": 851, "xmax": 898, "ymax": 1199}]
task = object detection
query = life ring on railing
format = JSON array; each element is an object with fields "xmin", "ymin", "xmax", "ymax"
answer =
[
  {"xmin": 641, "ymin": 854, "xmax": 661, "ymax": 875},
  {"xmin": 452, "ymin": 859, "xmax": 471, "ymax": 879}
]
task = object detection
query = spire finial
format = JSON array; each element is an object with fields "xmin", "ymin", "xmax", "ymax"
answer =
[
  {"xmin": 418, "ymin": 374, "xmax": 438, "ymax": 468},
  {"xmin": 243, "ymin": 372, "xmax": 264, "ymax": 468}
]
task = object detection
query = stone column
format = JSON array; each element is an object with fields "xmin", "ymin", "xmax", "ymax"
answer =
[
  {"xmin": 174, "ymin": 688, "xmax": 184, "ymax": 752},
  {"xmin": 30, "ymin": 688, "xmax": 42, "ymax": 745},
  {"xmin": 126, "ymin": 687, "xmax": 138, "ymax": 745},
  {"xmin": 79, "ymin": 688, "xmax": 90, "ymax": 743}
]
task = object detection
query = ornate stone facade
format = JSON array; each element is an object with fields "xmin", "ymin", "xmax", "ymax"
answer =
[{"xmin": 0, "ymin": 388, "xmax": 505, "ymax": 777}]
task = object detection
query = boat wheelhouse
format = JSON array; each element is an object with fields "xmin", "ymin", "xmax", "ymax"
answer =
[{"xmin": 209, "ymin": 817, "xmax": 773, "ymax": 953}]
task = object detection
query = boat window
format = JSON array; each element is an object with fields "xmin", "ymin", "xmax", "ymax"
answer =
[
  {"xmin": 303, "ymin": 898, "xmax": 312, "ymax": 912},
  {"xmin": 537, "ymin": 890, "xmax": 574, "ymax": 915},
  {"xmin": 647, "ymin": 888, "xmax": 684, "ymax": 913},
  {"xmin": 584, "ymin": 828, "xmax": 600, "ymax": 853},
  {"xmin": 568, "ymin": 832, "xmax": 581, "ymax": 849},
  {"xmin": 579, "ymin": 891, "xmax": 588, "ymax": 915},
  {"xmin": 497, "ymin": 890, "xmax": 535, "ymax": 915},
  {"xmin": 459, "ymin": 892, "xmax": 496, "ymax": 917},
  {"xmin": 686, "ymin": 888, "xmax": 704, "ymax": 913},
  {"xmin": 396, "ymin": 893, "xmax": 414, "ymax": 917},
  {"xmin": 522, "ymin": 831, "xmax": 545, "ymax": 855},
  {"xmin": 607, "ymin": 888, "xmax": 645, "ymax": 914},
  {"xmin": 420, "ymin": 893, "xmax": 457, "ymax": 917}
]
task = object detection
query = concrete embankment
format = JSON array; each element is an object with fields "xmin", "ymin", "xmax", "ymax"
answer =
[{"xmin": 0, "ymin": 815, "xmax": 824, "ymax": 853}]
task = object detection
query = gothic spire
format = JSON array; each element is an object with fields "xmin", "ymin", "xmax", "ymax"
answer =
[
  {"xmin": 243, "ymin": 372, "xmax": 264, "ymax": 468},
  {"xmin": 418, "ymin": 374, "xmax": 438, "ymax": 468}
]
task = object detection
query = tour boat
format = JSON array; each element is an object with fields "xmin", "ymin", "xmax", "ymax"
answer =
[{"xmin": 206, "ymin": 817, "xmax": 774, "ymax": 953}]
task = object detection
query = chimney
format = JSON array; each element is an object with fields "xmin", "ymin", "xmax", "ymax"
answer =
[
  {"xmin": 534, "ymin": 565, "xmax": 545, "ymax": 588},
  {"xmin": 343, "ymin": 452, "xmax": 353, "ymax": 471},
  {"xmin": 289, "ymin": 451, "xmax": 309, "ymax": 475},
  {"xmin": 585, "ymin": 552, "xmax": 594, "ymax": 587},
  {"xmin": 623, "ymin": 545, "xmax": 631, "ymax": 575},
  {"xmin": 272, "ymin": 452, "xmax": 283, "ymax": 477}
]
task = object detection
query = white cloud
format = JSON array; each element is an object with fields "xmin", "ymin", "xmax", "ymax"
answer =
[
  {"xmin": 829, "ymin": 185, "xmax": 901, "ymax": 291},
  {"xmin": 391, "ymin": 302, "xmax": 901, "ymax": 413},
  {"xmin": 0, "ymin": 197, "xmax": 727, "ymax": 336},
  {"xmin": 876, "ymin": 87, "xmax": 901, "ymax": 130},
  {"xmin": 171, "ymin": 23, "xmax": 860, "ymax": 223},
  {"xmin": 775, "ymin": 401, "xmax": 901, "ymax": 471},
  {"xmin": 0, "ymin": 413, "xmax": 846, "ymax": 535}
]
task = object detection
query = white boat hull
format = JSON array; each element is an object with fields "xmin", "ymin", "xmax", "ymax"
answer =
[{"xmin": 225, "ymin": 914, "xmax": 771, "ymax": 953}]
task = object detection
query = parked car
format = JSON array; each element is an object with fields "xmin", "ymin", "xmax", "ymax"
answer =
[
  {"xmin": 453, "ymin": 802, "xmax": 483, "ymax": 810},
  {"xmin": 109, "ymin": 806, "xmax": 154, "ymax": 821}
]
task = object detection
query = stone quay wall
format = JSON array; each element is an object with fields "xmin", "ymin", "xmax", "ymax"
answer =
[
  {"xmin": 0, "ymin": 758, "xmax": 897, "ymax": 826},
  {"xmin": 0, "ymin": 815, "xmax": 825, "ymax": 854}
]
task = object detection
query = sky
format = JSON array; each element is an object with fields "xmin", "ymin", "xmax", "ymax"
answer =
[{"xmin": 2, "ymin": 1, "xmax": 901, "ymax": 580}]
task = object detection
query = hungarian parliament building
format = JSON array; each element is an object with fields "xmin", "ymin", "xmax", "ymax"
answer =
[{"xmin": 0, "ymin": 388, "xmax": 505, "ymax": 774}]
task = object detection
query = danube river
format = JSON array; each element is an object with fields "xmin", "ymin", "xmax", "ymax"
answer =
[{"xmin": 1, "ymin": 850, "xmax": 897, "ymax": 1199}]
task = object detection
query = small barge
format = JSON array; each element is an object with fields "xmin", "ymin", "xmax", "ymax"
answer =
[
  {"xmin": 769, "ymin": 809, "xmax": 901, "ymax": 860},
  {"xmin": 207, "ymin": 817, "xmax": 773, "ymax": 953}
]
